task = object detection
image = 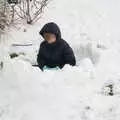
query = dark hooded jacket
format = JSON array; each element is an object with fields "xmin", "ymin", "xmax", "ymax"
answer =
[{"xmin": 37, "ymin": 22, "xmax": 76, "ymax": 70}]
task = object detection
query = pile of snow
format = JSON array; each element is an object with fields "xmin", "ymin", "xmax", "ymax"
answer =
[
  {"xmin": 0, "ymin": 0, "xmax": 120, "ymax": 119},
  {"xmin": 0, "ymin": 52, "xmax": 120, "ymax": 120}
]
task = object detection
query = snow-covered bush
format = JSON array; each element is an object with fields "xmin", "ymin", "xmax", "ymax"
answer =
[
  {"xmin": 0, "ymin": 0, "xmax": 13, "ymax": 35},
  {"xmin": 7, "ymin": 0, "xmax": 50, "ymax": 24},
  {"xmin": 0, "ymin": 0, "xmax": 50, "ymax": 29}
]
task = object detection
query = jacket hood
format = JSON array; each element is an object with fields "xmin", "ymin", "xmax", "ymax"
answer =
[{"xmin": 39, "ymin": 22, "xmax": 61, "ymax": 40}]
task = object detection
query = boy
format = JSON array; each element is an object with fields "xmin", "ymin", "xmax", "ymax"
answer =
[{"xmin": 37, "ymin": 22, "xmax": 76, "ymax": 70}]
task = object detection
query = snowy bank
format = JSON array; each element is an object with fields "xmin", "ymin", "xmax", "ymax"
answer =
[{"xmin": 0, "ymin": 55, "xmax": 120, "ymax": 120}]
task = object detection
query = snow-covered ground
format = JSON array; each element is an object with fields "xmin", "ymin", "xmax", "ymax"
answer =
[{"xmin": 0, "ymin": 0, "xmax": 120, "ymax": 120}]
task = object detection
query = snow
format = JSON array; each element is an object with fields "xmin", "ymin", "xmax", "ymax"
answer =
[
  {"xmin": 0, "ymin": 0, "xmax": 120, "ymax": 120},
  {"xmin": 0, "ymin": 57, "xmax": 120, "ymax": 120}
]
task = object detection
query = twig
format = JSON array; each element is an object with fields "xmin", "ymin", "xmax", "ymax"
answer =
[{"xmin": 12, "ymin": 43, "xmax": 33, "ymax": 46}]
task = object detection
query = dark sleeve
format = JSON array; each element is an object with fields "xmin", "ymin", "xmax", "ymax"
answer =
[
  {"xmin": 62, "ymin": 43, "xmax": 76, "ymax": 66},
  {"xmin": 37, "ymin": 43, "xmax": 46, "ymax": 70}
]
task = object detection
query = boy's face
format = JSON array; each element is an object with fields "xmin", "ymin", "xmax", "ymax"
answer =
[{"xmin": 43, "ymin": 33, "xmax": 56, "ymax": 44}]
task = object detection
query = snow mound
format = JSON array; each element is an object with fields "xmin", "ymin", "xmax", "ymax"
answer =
[{"xmin": 0, "ymin": 57, "xmax": 120, "ymax": 120}]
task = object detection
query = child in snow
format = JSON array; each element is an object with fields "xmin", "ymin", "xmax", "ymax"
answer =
[{"xmin": 37, "ymin": 22, "xmax": 76, "ymax": 70}]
